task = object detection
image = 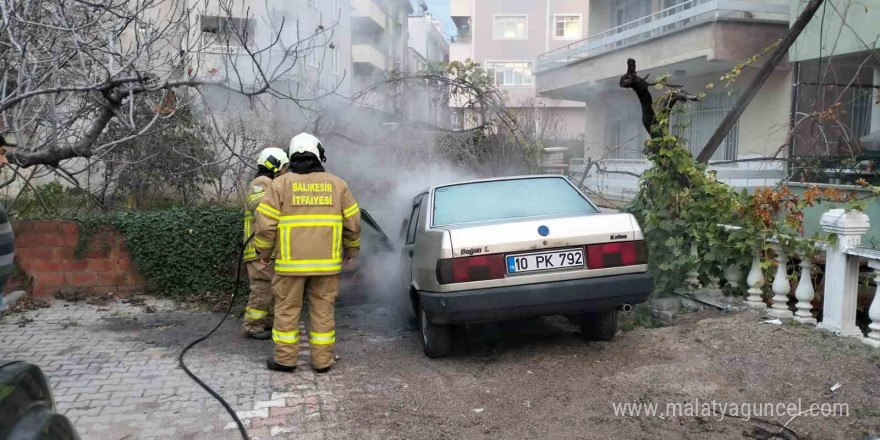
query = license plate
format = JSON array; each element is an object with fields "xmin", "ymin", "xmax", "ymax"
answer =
[{"xmin": 506, "ymin": 248, "xmax": 585, "ymax": 274}]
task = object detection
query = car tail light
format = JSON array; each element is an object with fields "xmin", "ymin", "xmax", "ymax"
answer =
[
  {"xmin": 586, "ymin": 240, "xmax": 647, "ymax": 269},
  {"xmin": 436, "ymin": 254, "xmax": 506, "ymax": 285}
]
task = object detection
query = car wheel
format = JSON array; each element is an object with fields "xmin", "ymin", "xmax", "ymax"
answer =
[
  {"xmin": 420, "ymin": 308, "xmax": 452, "ymax": 358},
  {"xmin": 579, "ymin": 310, "xmax": 618, "ymax": 341}
]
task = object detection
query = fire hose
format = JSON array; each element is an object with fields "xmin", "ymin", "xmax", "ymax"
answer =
[{"xmin": 177, "ymin": 234, "xmax": 253, "ymax": 440}]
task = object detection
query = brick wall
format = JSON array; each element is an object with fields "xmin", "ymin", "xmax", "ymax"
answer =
[{"xmin": 10, "ymin": 221, "xmax": 145, "ymax": 296}]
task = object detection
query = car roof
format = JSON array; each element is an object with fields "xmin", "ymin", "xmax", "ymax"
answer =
[{"xmin": 421, "ymin": 174, "xmax": 571, "ymax": 195}]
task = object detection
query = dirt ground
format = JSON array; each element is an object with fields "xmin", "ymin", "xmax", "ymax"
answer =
[
  {"xmin": 3, "ymin": 296, "xmax": 879, "ymax": 440},
  {"xmin": 333, "ymin": 305, "xmax": 880, "ymax": 440}
]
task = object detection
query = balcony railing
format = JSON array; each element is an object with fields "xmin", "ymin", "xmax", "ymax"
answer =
[
  {"xmin": 452, "ymin": 34, "xmax": 472, "ymax": 44},
  {"xmin": 536, "ymin": 0, "xmax": 788, "ymax": 72},
  {"xmin": 351, "ymin": 0, "xmax": 386, "ymax": 30},
  {"xmin": 352, "ymin": 43, "xmax": 388, "ymax": 70}
]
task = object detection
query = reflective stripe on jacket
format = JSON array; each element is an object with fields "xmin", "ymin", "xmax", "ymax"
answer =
[
  {"xmin": 243, "ymin": 175, "xmax": 273, "ymax": 262},
  {"xmin": 254, "ymin": 172, "xmax": 361, "ymax": 276}
]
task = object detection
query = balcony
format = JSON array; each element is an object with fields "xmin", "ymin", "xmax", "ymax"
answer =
[
  {"xmin": 537, "ymin": 0, "xmax": 788, "ymax": 72},
  {"xmin": 536, "ymin": 0, "xmax": 789, "ymax": 102},
  {"xmin": 351, "ymin": 0, "xmax": 386, "ymax": 30},
  {"xmin": 352, "ymin": 43, "xmax": 387, "ymax": 70}
]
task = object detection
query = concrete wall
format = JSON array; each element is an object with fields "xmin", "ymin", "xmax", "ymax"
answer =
[
  {"xmin": 737, "ymin": 68, "xmax": 793, "ymax": 157},
  {"xmin": 579, "ymin": 67, "xmax": 792, "ymax": 160},
  {"xmin": 789, "ymin": 0, "xmax": 880, "ymax": 62},
  {"xmin": 548, "ymin": 107, "xmax": 589, "ymax": 140},
  {"xmin": 573, "ymin": 63, "xmax": 791, "ymax": 202},
  {"xmin": 10, "ymin": 222, "xmax": 145, "ymax": 296}
]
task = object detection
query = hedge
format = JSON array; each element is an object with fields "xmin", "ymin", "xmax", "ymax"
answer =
[{"xmin": 75, "ymin": 205, "xmax": 247, "ymax": 298}]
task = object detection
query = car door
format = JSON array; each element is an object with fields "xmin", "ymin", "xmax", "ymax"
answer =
[
  {"xmin": 338, "ymin": 208, "xmax": 393, "ymax": 305},
  {"xmin": 399, "ymin": 194, "xmax": 425, "ymax": 294}
]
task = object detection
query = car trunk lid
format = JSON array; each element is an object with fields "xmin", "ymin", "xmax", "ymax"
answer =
[{"xmin": 445, "ymin": 213, "xmax": 638, "ymax": 258}]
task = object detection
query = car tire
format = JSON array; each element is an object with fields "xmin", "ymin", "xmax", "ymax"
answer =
[
  {"xmin": 579, "ymin": 310, "xmax": 618, "ymax": 341},
  {"xmin": 420, "ymin": 308, "xmax": 452, "ymax": 358},
  {"xmin": 410, "ymin": 290, "xmax": 420, "ymax": 320}
]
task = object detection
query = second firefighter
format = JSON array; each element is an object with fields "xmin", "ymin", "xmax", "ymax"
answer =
[{"xmin": 241, "ymin": 147, "xmax": 289, "ymax": 339}]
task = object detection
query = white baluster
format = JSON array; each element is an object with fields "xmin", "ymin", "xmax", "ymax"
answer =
[
  {"xmin": 767, "ymin": 243, "xmax": 793, "ymax": 319},
  {"xmin": 705, "ymin": 269, "xmax": 723, "ymax": 296},
  {"xmin": 745, "ymin": 251, "xmax": 766, "ymax": 309},
  {"xmin": 724, "ymin": 263, "xmax": 742, "ymax": 290},
  {"xmin": 793, "ymin": 252, "xmax": 817, "ymax": 325},
  {"xmin": 818, "ymin": 209, "xmax": 869, "ymax": 337},
  {"xmin": 864, "ymin": 260, "xmax": 880, "ymax": 348},
  {"xmin": 685, "ymin": 242, "xmax": 701, "ymax": 290}
]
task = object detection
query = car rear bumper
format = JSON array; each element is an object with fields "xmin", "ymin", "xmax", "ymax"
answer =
[{"xmin": 418, "ymin": 272, "xmax": 653, "ymax": 324}]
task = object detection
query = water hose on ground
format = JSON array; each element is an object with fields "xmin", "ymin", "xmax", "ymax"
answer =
[{"xmin": 178, "ymin": 235, "xmax": 253, "ymax": 440}]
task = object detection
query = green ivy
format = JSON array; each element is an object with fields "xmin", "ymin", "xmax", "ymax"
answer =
[
  {"xmin": 622, "ymin": 74, "xmax": 856, "ymax": 296},
  {"xmin": 73, "ymin": 206, "xmax": 246, "ymax": 298},
  {"xmin": 624, "ymin": 79, "xmax": 789, "ymax": 296}
]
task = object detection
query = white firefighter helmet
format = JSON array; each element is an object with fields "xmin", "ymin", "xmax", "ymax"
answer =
[
  {"xmin": 289, "ymin": 133, "xmax": 326, "ymax": 162},
  {"xmin": 256, "ymin": 147, "xmax": 289, "ymax": 174}
]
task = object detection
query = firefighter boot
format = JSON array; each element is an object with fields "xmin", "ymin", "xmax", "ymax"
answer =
[{"xmin": 266, "ymin": 358, "xmax": 296, "ymax": 372}]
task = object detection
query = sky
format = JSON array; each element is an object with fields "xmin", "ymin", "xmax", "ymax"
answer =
[{"xmin": 411, "ymin": 0, "xmax": 457, "ymax": 40}]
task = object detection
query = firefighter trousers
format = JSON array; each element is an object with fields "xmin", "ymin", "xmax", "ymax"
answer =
[
  {"xmin": 271, "ymin": 274, "xmax": 338, "ymax": 369},
  {"xmin": 242, "ymin": 260, "xmax": 275, "ymax": 335}
]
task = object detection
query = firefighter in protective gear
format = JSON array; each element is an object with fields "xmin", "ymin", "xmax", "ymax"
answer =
[
  {"xmin": 254, "ymin": 133, "xmax": 360, "ymax": 373},
  {"xmin": 241, "ymin": 147, "xmax": 289, "ymax": 339}
]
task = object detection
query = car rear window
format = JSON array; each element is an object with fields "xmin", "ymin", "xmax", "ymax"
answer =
[{"xmin": 431, "ymin": 177, "xmax": 598, "ymax": 226}]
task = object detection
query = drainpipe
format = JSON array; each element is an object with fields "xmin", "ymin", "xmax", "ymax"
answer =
[
  {"xmin": 545, "ymin": 0, "xmax": 551, "ymax": 53},
  {"xmin": 788, "ymin": 61, "xmax": 800, "ymax": 179}
]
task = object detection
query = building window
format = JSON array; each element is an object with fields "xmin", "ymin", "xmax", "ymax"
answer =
[
  {"xmin": 554, "ymin": 14, "xmax": 582, "ymax": 40},
  {"xmin": 485, "ymin": 62, "xmax": 533, "ymax": 86},
  {"xmin": 851, "ymin": 88, "xmax": 873, "ymax": 139},
  {"xmin": 201, "ymin": 16, "xmax": 255, "ymax": 48},
  {"xmin": 306, "ymin": 47, "xmax": 319, "ymax": 67},
  {"xmin": 451, "ymin": 110, "xmax": 464, "ymax": 130},
  {"xmin": 606, "ymin": 90, "xmax": 739, "ymax": 161},
  {"xmin": 672, "ymin": 91, "xmax": 738, "ymax": 161},
  {"xmin": 493, "ymin": 15, "xmax": 527, "ymax": 40}
]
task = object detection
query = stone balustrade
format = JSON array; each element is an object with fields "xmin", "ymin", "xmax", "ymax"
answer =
[{"xmin": 710, "ymin": 209, "xmax": 879, "ymax": 348}]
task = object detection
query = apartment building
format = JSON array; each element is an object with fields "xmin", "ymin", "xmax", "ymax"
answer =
[
  {"xmin": 449, "ymin": 0, "xmax": 590, "ymax": 143},
  {"xmin": 191, "ymin": 0, "xmax": 353, "ymax": 124},
  {"xmin": 407, "ymin": 13, "xmax": 451, "ymax": 128},
  {"xmin": 408, "ymin": 13, "xmax": 449, "ymax": 69},
  {"xmin": 351, "ymin": 0, "xmax": 413, "ymax": 114},
  {"xmin": 536, "ymin": 0, "xmax": 792, "ymax": 200}
]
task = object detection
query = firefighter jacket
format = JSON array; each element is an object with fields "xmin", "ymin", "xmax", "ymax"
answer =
[
  {"xmin": 254, "ymin": 171, "xmax": 361, "ymax": 276},
  {"xmin": 243, "ymin": 175, "xmax": 273, "ymax": 262}
]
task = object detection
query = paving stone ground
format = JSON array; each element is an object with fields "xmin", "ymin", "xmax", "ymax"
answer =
[{"xmin": 0, "ymin": 297, "xmax": 347, "ymax": 440}]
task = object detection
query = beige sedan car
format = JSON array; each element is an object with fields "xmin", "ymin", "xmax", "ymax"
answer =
[{"xmin": 399, "ymin": 175, "xmax": 654, "ymax": 357}]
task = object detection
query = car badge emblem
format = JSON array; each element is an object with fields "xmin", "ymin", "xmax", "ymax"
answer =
[{"xmin": 538, "ymin": 225, "xmax": 550, "ymax": 237}]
